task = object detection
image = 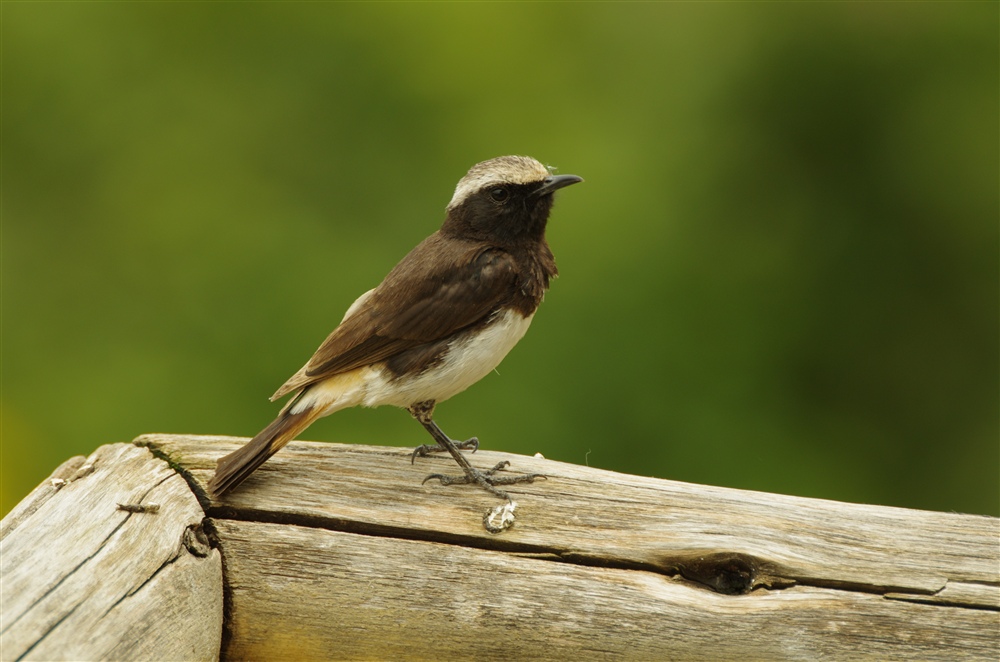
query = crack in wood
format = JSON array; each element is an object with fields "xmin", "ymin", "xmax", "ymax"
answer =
[
  {"xmin": 885, "ymin": 580, "xmax": 1000, "ymax": 612},
  {"xmin": 4, "ymin": 443, "xmax": 225, "ymax": 662},
  {"xmin": 14, "ymin": 600, "xmax": 83, "ymax": 662},
  {"xmin": 2, "ymin": 468, "xmax": 179, "ymax": 638},
  {"xmin": 205, "ymin": 505, "xmax": 556, "ymax": 556},
  {"xmin": 202, "ymin": 506, "xmax": 964, "ymax": 601},
  {"xmin": 136, "ymin": 435, "xmax": 999, "ymax": 615},
  {"xmin": 0, "ymin": 456, "xmax": 87, "ymax": 542},
  {"xmin": 885, "ymin": 594, "xmax": 1000, "ymax": 612},
  {"xmin": 1, "ymin": 516, "xmax": 132, "ymax": 637},
  {"xmin": 98, "ymin": 546, "xmax": 183, "ymax": 620},
  {"xmin": 137, "ymin": 442, "xmax": 214, "ymax": 511}
]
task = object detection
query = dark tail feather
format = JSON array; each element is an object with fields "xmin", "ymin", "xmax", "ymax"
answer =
[{"xmin": 208, "ymin": 403, "xmax": 322, "ymax": 497}]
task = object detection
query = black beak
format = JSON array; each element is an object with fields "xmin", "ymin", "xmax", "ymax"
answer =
[{"xmin": 531, "ymin": 174, "xmax": 584, "ymax": 197}]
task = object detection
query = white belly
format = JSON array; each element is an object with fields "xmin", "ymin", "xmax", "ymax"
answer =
[
  {"xmin": 291, "ymin": 309, "xmax": 534, "ymax": 415},
  {"xmin": 364, "ymin": 309, "xmax": 535, "ymax": 407}
]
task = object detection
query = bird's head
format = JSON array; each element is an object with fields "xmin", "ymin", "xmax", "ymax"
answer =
[{"xmin": 442, "ymin": 155, "xmax": 582, "ymax": 244}]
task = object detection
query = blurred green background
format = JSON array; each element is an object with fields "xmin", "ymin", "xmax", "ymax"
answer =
[{"xmin": 3, "ymin": 2, "xmax": 997, "ymax": 518}]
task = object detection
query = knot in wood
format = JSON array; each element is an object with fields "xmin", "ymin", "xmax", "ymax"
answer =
[
  {"xmin": 676, "ymin": 553, "xmax": 758, "ymax": 595},
  {"xmin": 183, "ymin": 523, "xmax": 213, "ymax": 558}
]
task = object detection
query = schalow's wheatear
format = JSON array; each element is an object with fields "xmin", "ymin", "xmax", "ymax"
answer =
[{"xmin": 209, "ymin": 156, "xmax": 582, "ymax": 507}]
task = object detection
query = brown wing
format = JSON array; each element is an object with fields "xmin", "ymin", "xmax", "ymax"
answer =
[{"xmin": 271, "ymin": 233, "xmax": 519, "ymax": 400}]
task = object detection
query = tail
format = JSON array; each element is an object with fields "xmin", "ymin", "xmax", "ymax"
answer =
[{"xmin": 208, "ymin": 399, "xmax": 324, "ymax": 497}]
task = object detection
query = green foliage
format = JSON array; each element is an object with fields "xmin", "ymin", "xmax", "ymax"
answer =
[{"xmin": 3, "ymin": 3, "xmax": 997, "ymax": 516}]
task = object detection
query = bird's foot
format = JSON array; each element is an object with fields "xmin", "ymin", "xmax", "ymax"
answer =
[
  {"xmin": 410, "ymin": 437, "xmax": 479, "ymax": 464},
  {"xmin": 422, "ymin": 460, "xmax": 546, "ymax": 501}
]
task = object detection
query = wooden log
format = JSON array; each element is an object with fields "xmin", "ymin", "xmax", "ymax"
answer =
[
  {"xmin": 142, "ymin": 433, "xmax": 997, "ymax": 661},
  {"xmin": 1, "ymin": 443, "xmax": 223, "ymax": 661},
  {"xmin": 4, "ymin": 433, "xmax": 998, "ymax": 660}
]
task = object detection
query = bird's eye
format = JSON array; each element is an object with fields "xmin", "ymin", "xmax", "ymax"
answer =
[{"xmin": 489, "ymin": 187, "xmax": 509, "ymax": 203}]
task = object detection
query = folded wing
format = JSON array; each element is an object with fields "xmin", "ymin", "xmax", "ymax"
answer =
[{"xmin": 271, "ymin": 234, "xmax": 519, "ymax": 400}]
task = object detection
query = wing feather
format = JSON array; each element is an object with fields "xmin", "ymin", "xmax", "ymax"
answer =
[{"xmin": 271, "ymin": 233, "xmax": 519, "ymax": 400}]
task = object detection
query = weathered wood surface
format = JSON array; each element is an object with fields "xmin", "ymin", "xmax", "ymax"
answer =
[
  {"xmin": 1, "ymin": 443, "xmax": 223, "ymax": 661},
  {"xmin": 141, "ymin": 433, "xmax": 998, "ymax": 661}
]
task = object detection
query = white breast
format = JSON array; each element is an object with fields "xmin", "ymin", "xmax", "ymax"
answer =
[
  {"xmin": 363, "ymin": 309, "xmax": 535, "ymax": 408},
  {"xmin": 289, "ymin": 309, "xmax": 535, "ymax": 417}
]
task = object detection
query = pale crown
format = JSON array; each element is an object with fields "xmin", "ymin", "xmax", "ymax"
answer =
[{"xmin": 447, "ymin": 155, "xmax": 552, "ymax": 209}]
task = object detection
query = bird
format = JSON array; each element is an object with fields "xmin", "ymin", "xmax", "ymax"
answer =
[{"xmin": 208, "ymin": 155, "xmax": 582, "ymax": 501}]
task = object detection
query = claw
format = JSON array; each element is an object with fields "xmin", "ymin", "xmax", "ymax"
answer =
[
  {"xmin": 404, "ymin": 405, "xmax": 543, "ymax": 532},
  {"xmin": 458, "ymin": 438, "xmax": 480, "ymax": 453},
  {"xmin": 410, "ymin": 445, "xmax": 434, "ymax": 465},
  {"xmin": 410, "ymin": 437, "xmax": 479, "ymax": 464},
  {"xmin": 483, "ymin": 461, "xmax": 510, "ymax": 476},
  {"xmin": 420, "ymin": 462, "xmax": 546, "ymax": 501}
]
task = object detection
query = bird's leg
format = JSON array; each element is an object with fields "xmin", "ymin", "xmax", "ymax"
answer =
[
  {"xmin": 406, "ymin": 400, "xmax": 544, "ymax": 501},
  {"xmin": 408, "ymin": 400, "xmax": 478, "ymax": 463}
]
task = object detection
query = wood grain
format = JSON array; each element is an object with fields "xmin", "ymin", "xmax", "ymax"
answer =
[
  {"xmin": 1, "ymin": 443, "xmax": 223, "ymax": 661},
  {"xmin": 140, "ymin": 433, "xmax": 999, "ymax": 661},
  {"xmin": 215, "ymin": 519, "xmax": 997, "ymax": 661}
]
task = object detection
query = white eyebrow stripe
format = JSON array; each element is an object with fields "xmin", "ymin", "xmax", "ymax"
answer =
[{"xmin": 447, "ymin": 156, "xmax": 551, "ymax": 209}]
